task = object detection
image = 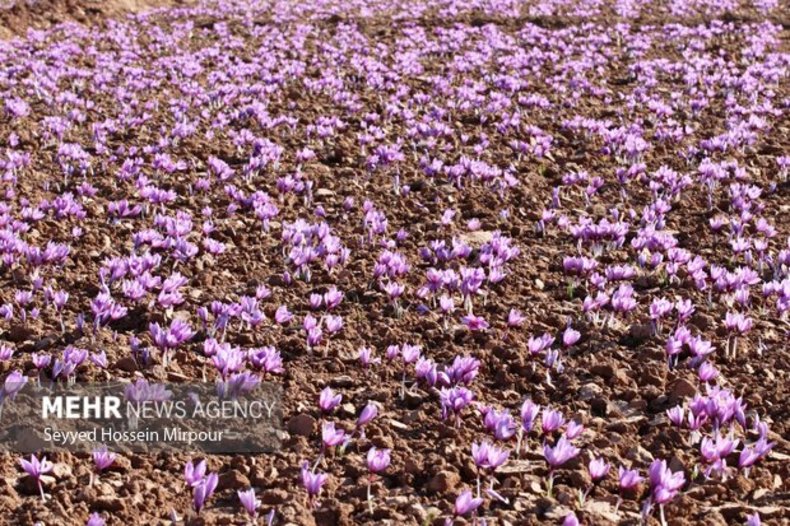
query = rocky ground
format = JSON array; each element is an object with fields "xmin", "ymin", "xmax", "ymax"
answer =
[{"xmin": 0, "ymin": 0, "xmax": 788, "ymax": 525}]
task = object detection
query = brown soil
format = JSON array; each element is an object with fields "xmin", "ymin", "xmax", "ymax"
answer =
[
  {"xmin": 0, "ymin": 0, "xmax": 192, "ymax": 38},
  {"xmin": 0, "ymin": 0, "xmax": 788, "ymax": 525}
]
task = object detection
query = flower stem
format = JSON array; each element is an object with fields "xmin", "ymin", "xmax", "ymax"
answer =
[
  {"xmin": 367, "ymin": 479, "xmax": 373, "ymax": 515},
  {"xmin": 546, "ymin": 471, "xmax": 554, "ymax": 498},
  {"xmin": 37, "ymin": 479, "xmax": 46, "ymax": 502}
]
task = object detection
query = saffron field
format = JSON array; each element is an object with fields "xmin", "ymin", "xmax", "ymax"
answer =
[{"xmin": 0, "ymin": 0, "xmax": 788, "ymax": 524}]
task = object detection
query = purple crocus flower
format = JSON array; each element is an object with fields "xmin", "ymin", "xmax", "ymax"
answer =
[
  {"xmin": 446, "ymin": 355, "xmax": 480, "ymax": 385},
  {"xmin": 90, "ymin": 351, "xmax": 108, "ymax": 369},
  {"xmin": 738, "ymin": 437, "xmax": 774, "ymax": 470},
  {"xmin": 325, "ymin": 315, "xmax": 343, "ymax": 334},
  {"xmin": 249, "ymin": 346, "xmax": 284, "ymax": 375},
  {"xmin": 472, "ymin": 441, "xmax": 510, "ymax": 472},
  {"xmin": 323, "ymin": 287, "xmax": 344, "ymax": 310},
  {"xmin": 20, "ymin": 454, "xmax": 53, "ymax": 501},
  {"xmin": 319, "ymin": 386, "xmax": 342, "ymax": 413},
  {"xmin": 507, "ymin": 309, "xmax": 525, "ymax": 327},
  {"xmin": 700, "ymin": 433, "xmax": 739, "ymax": 470},
  {"xmin": 562, "ymin": 327, "xmax": 581, "ymax": 347},
  {"xmin": 2, "ymin": 370, "xmax": 27, "ymax": 401},
  {"xmin": 439, "ymin": 295, "xmax": 455, "ymax": 314},
  {"xmin": 275, "ymin": 305, "xmax": 293, "ymax": 324},
  {"xmin": 358, "ymin": 346, "xmax": 380, "ymax": 368},
  {"xmin": 192, "ymin": 472, "xmax": 218, "ymax": 513},
  {"xmin": 746, "ymin": 513, "xmax": 761, "ymax": 526},
  {"xmin": 238, "ymin": 487, "xmax": 260, "ymax": 518},
  {"xmin": 618, "ymin": 466, "xmax": 643, "ymax": 490},
  {"xmin": 648, "ymin": 459, "xmax": 685, "ymax": 504},
  {"xmin": 454, "ymin": 489, "xmax": 483, "ymax": 516},
  {"xmin": 0, "ymin": 345, "xmax": 13, "ymax": 361},
  {"xmin": 149, "ymin": 318, "xmax": 194, "ymax": 364},
  {"xmin": 544, "ymin": 436, "xmax": 580, "ymax": 469},
  {"xmin": 322, "ymin": 421, "xmax": 347, "ymax": 448},
  {"xmin": 698, "ymin": 362, "xmax": 718, "ymax": 383},
  {"xmin": 565, "ymin": 420, "xmax": 584, "ymax": 440},
  {"xmin": 385, "ymin": 345, "xmax": 400, "ymax": 361},
  {"xmin": 482, "ymin": 407, "xmax": 516, "ymax": 440},
  {"xmin": 461, "ymin": 314, "xmax": 489, "ymax": 331},
  {"xmin": 309, "ymin": 293, "xmax": 323, "ymax": 310},
  {"xmin": 357, "ymin": 403, "xmax": 379, "ymax": 428},
  {"xmin": 415, "ymin": 357, "xmax": 439, "ymax": 387},
  {"xmin": 589, "ymin": 457, "xmax": 610, "ymax": 482},
  {"xmin": 541, "ymin": 408, "xmax": 566, "ymax": 435},
  {"xmin": 86, "ymin": 513, "xmax": 105, "ymax": 526},
  {"xmin": 32, "ymin": 353, "xmax": 51, "ymax": 370},
  {"xmin": 666, "ymin": 405, "xmax": 685, "ymax": 427},
  {"xmin": 301, "ymin": 462, "xmax": 328, "ymax": 504},
  {"xmin": 439, "ymin": 386, "xmax": 475, "ymax": 423},
  {"xmin": 184, "ymin": 459, "xmax": 207, "ymax": 487},
  {"xmin": 366, "ymin": 447, "xmax": 391, "ymax": 474},
  {"xmin": 521, "ymin": 399, "xmax": 540, "ymax": 432},
  {"xmin": 92, "ymin": 448, "xmax": 116, "ymax": 473},
  {"xmin": 306, "ymin": 327, "xmax": 323, "ymax": 348},
  {"xmin": 401, "ymin": 344, "xmax": 422, "ymax": 364}
]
